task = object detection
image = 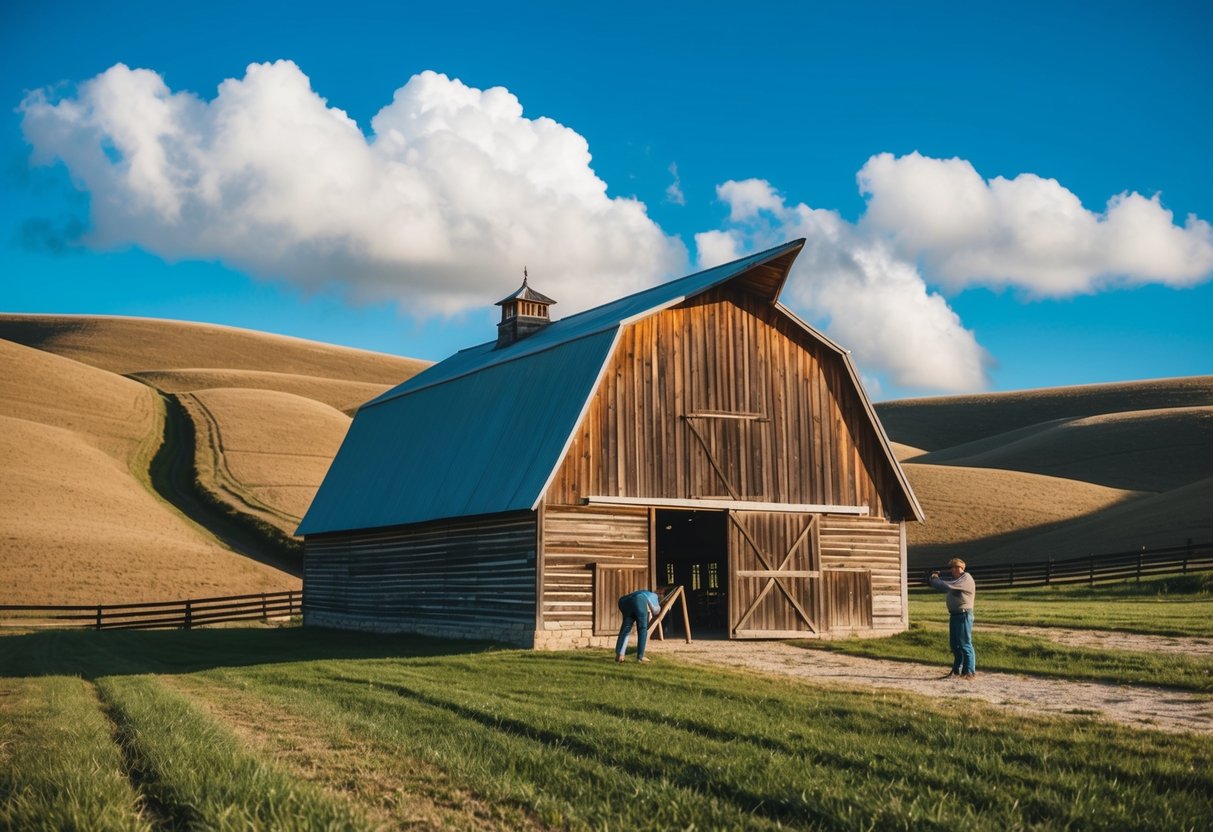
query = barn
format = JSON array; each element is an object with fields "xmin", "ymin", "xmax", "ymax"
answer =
[{"xmin": 297, "ymin": 239, "xmax": 923, "ymax": 648}]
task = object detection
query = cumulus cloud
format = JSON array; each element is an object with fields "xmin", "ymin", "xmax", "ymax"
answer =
[
  {"xmin": 700, "ymin": 155, "xmax": 1213, "ymax": 393},
  {"xmin": 20, "ymin": 61, "xmax": 687, "ymax": 316},
  {"xmin": 858, "ymin": 151, "xmax": 1213, "ymax": 296},
  {"xmin": 696, "ymin": 180, "xmax": 992, "ymax": 393}
]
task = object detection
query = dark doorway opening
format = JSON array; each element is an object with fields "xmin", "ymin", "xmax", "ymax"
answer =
[{"xmin": 655, "ymin": 509, "xmax": 728, "ymax": 638}]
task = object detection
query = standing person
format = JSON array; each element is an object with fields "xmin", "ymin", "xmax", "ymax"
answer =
[
  {"xmin": 929, "ymin": 558, "xmax": 976, "ymax": 678},
  {"xmin": 615, "ymin": 589, "xmax": 662, "ymax": 664}
]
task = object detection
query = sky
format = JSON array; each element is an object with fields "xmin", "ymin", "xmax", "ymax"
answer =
[{"xmin": 2, "ymin": 0, "xmax": 1211, "ymax": 401}]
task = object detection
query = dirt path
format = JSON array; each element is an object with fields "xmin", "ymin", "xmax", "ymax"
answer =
[
  {"xmin": 144, "ymin": 389, "xmax": 300, "ymax": 576},
  {"xmin": 657, "ymin": 639, "xmax": 1213, "ymax": 735}
]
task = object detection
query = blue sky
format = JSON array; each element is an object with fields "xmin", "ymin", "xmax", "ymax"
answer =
[{"xmin": 2, "ymin": 0, "xmax": 1210, "ymax": 400}]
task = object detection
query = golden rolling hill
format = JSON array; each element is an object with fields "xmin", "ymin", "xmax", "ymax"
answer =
[
  {"xmin": 877, "ymin": 376, "xmax": 1213, "ymax": 566},
  {"xmin": 0, "ymin": 315, "xmax": 428, "ymax": 605}
]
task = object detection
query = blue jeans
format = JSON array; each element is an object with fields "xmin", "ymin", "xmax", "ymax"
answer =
[
  {"xmin": 615, "ymin": 593, "xmax": 650, "ymax": 659},
  {"xmin": 949, "ymin": 610, "xmax": 976, "ymax": 674}
]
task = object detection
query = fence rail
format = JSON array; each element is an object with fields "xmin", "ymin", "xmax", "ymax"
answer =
[
  {"xmin": 923, "ymin": 542, "xmax": 1213, "ymax": 590},
  {"xmin": 0, "ymin": 590, "xmax": 302, "ymax": 631}
]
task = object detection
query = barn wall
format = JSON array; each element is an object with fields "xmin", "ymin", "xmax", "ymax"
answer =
[
  {"xmin": 544, "ymin": 288, "xmax": 907, "ymax": 518},
  {"xmin": 534, "ymin": 503, "xmax": 650, "ymax": 650},
  {"xmin": 819, "ymin": 515, "xmax": 905, "ymax": 632},
  {"xmin": 303, "ymin": 512, "xmax": 537, "ymax": 646}
]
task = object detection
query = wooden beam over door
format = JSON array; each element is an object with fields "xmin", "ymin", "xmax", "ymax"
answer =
[{"xmin": 584, "ymin": 496, "xmax": 869, "ymax": 515}]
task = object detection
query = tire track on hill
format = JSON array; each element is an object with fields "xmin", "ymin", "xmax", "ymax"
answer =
[{"xmin": 145, "ymin": 388, "xmax": 301, "ymax": 577}]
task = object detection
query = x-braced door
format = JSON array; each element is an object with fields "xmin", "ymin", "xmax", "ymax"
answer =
[{"xmin": 728, "ymin": 511, "xmax": 820, "ymax": 638}]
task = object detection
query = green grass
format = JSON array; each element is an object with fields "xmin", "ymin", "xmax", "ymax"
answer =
[
  {"xmin": 0, "ymin": 676, "xmax": 148, "ymax": 832},
  {"xmin": 1, "ymin": 627, "xmax": 1211, "ymax": 831},
  {"xmin": 794, "ymin": 623, "xmax": 1213, "ymax": 691},
  {"xmin": 908, "ymin": 573, "xmax": 1213, "ymax": 637},
  {"xmin": 96, "ymin": 674, "xmax": 365, "ymax": 830}
]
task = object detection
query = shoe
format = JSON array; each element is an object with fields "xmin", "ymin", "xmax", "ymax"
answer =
[
  {"xmin": 961, "ymin": 672, "xmax": 977, "ymax": 680},
  {"xmin": 942, "ymin": 671, "xmax": 960, "ymax": 679},
  {"xmin": 615, "ymin": 655, "xmax": 626, "ymax": 663},
  {"xmin": 638, "ymin": 657, "xmax": 651, "ymax": 664}
]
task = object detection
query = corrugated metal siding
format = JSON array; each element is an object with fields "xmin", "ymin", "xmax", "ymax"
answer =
[
  {"xmin": 297, "ymin": 330, "xmax": 616, "ymax": 535},
  {"xmin": 303, "ymin": 512, "xmax": 537, "ymax": 644}
]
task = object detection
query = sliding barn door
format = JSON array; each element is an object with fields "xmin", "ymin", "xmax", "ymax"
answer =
[{"xmin": 728, "ymin": 511, "xmax": 820, "ymax": 638}]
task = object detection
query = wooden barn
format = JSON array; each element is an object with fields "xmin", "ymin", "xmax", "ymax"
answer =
[{"xmin": 297, "ymin": 239, "xmax": 923, "ymax": 648}]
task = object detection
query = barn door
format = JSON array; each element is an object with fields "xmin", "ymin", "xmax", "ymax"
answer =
[{"xmin": 728, "ymin": 512, "xmax": 821, "ymax": 638}]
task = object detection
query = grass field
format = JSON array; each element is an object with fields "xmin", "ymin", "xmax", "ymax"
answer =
[
  {"xmin": 2, "ymin": 627, "xmax": 1211, "ymax": 831},
  {"xmin": 909, "ymin": 574, "xmax": 1213, "ymax": 636}
]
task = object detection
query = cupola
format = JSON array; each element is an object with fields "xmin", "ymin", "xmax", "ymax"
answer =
[{"xmin": 494, "ymin": 269, "xmax": 556, "ymax": 348}]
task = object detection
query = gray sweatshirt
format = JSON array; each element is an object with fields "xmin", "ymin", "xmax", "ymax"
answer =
[{"xmin": 929, "ymin": 572, "xmax": 975, "ymax": 613}]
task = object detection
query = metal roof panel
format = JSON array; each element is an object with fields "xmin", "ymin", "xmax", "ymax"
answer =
[{"xmin": 297, "ymin": 329, "xmax": 617, "ymax": 535}]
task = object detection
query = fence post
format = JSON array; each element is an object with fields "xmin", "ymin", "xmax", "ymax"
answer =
[
  {"xmin": 96, "ymin": 605, "xmax": 102, "ymax": 631},
  {"xmin": 1045, "ymin": 558, "xmax": 1052, "ymax": 586},
  {"xmin": 1009, "ymin": 562, "xmax": 1014, "ymax": 588},
  {"xmin": 185, "ymin": 599, "xmax": 193, "ymax": 630},
  {"xmin": 261, "ymin": 593, "xmax": 268, "ymax": 622},
  {"xmin": 1137, "ymin": 548, "xmax": 1143, "ymax": 583},
  {"xmin": 1089, "ymin": 556, "xmax": 1095, "ymax": 587},
  {"xmin": 1185, "ymin": 538, "xmax": 1192, "ymax": 574}
]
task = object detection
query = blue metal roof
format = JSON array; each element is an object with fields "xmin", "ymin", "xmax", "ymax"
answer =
[
  {"xmin": 297, "ymin": 240, "xmax": 813, "ymax": 535},
  {"xmin": 296, "ymin": 329, "xmax": 617, "ymax": 534}
]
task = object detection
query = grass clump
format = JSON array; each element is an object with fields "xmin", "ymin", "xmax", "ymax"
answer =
[
  {"xmin": 0, "ymin": 676, "xmax": 149, "ymax": 832},
  {"xmin": 94, "ymin": 674, "xmax": 365, "ymax": 831}
]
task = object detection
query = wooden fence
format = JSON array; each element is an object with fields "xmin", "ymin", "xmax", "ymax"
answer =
[
  {"xmin": 0, "ymin": 590, "xmax": 302, "ymax": 631},
  {"xmin": 923, "ymin": 542, "xmax": 1213, "ymax": 590}
]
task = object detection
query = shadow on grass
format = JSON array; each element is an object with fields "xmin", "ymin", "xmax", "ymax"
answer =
[{"xmin": 0, "ymin": 626, "xmax": 502, "ymax": 681}]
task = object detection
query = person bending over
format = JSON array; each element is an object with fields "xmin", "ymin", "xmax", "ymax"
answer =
[{"xmin": 615, "ymin": 589, "xmax": 662, "ymax": 664}]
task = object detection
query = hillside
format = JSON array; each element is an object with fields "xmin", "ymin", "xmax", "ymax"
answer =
[
  {"xmin": 877, "ymin": 375, "xmax": 1213, "ymax": 451},
  {"xmin": 0, "ymin": 314, "xmax": 428, "ymax": 382},
  {"xmin": 183, "ymin": 388, "xmax": 352, "ymax": 538},
  {"xmin": 901, "ymin": 464, "xmax": 1139, "ymax": 566},
  {"xmin": 0, "ymin": 340, "xmax": 292, "ymax": 604},
  {"xmin": 880, "ymin": 376, "xmax": 1213, "ymax": 566},
  {"xmin": 909, "ymin": 407, "xmax": 1213, "ymax": 492},
  {"xmin": 0, "ymin": 315, "xmax": 428, "ymax": 605}
]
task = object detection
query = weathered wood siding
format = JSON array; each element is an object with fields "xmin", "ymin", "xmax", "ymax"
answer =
[
  {"xmin": 538, "ymin": 287, "xmax": 909, "ymax": 641},
  {"xmin": 544, "ymin": 288, "xmax": 908, "ymax": 517},
  {"xmin": 591, "ymin": 564, "xmax": 650, "ymax": 636},
  {"xmin": 820, "ymin": 515, "xmax": 904, "ymax": 630},
  {"xmin": 303, "ymin": 512, "xmax": 537, "ymax": 645},
  {"xmin": 536, "ymin": 504, "xmax": 649, "ymax": 648},
  {"xmin": 728, "ymin": 511, "xmax": 820, "ymax": 638}
]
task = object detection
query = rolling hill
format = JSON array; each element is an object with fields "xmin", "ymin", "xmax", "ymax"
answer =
[
  {"xmin": 0, "ymin": 314, "xmax": 428, "ymax": 604},
  {"xmin": 877, "ymin": 375, "xmax": 1213, "ymax": 566}
]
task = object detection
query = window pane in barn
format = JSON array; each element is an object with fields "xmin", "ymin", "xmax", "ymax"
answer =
[{"xmin": 692, "ymin": 563, "xmax": 701, "ymax": 591}]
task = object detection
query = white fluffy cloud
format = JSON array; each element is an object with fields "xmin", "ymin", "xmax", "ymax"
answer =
[
  {"xmin": 858, "ymin": 151, "xmax": 1213, "ymax": 296},
  {"xmin": 700, "ymin": 155, "xmax": 1213, "ymax": 393},
  {"xmin": 697, "ymin": 181, "xmax": 992, "ymax": 393},
  {"xmin": 20, "ymin": 61, "xmax": 687, "ymax": 315}
]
